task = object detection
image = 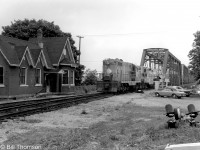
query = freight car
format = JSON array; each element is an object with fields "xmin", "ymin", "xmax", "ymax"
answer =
[{"xmin": 97, "ymin": 58, "xmax": 157, "ymax": 93}]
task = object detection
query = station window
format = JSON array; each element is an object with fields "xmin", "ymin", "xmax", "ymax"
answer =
[
  {"xmin": 35, "ymin": 68, "xmax": 41, "ymax": 84},
  {"xmin": 63, "ymin": 70, "xmax": 69, "ymax": 84},
  {"xmin": 71, "ymin": 70, "xmax": 74, "ymax": 84},
  {"xmin": 0, "ymin": 67, "xmax": 3, "ymax": 84},
  {"xmin": 20, "ymin": 68, "xmax": 27, "ymax": 85}
]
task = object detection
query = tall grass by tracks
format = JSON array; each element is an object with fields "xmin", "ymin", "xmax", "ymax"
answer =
[{"xmin": 3, "ymin": 102, "xmax": 200, "ymax": 150}]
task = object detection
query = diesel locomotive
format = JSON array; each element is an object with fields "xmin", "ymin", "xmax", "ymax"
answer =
[
  {"xmin": 97, "ymin": 58, "xmax": 195, "ymax": 93},
  {"xmin": 97, "ymin": 58, "xmax": 158, "ymax": 93}
]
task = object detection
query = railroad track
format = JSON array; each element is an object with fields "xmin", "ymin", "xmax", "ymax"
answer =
[{"xmin": 0, "ymin": 93, "xmax": 112, "ymax": 121}]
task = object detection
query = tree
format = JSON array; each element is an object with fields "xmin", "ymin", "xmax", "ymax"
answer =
[
  {"xmin": 75, "ymin": 64, "xmax": 85, "ymax": 85},
  {"xmin": 83, "ymin": 69, "xmax": 98, "ymax": 85},
  {"xmin": 2, "ymin": 19, "xmax": 79, "ymax": 56},
  {"xmin": 2, "ymin": 19, "xmax": 62, "ymax": 40},
  {"xmin": 1, "ymin": 19, "xmax": 84, "ymax": 85},
  {"xmin": 188, "ymin": 31, "xmax": 200, "ymax": 80}
]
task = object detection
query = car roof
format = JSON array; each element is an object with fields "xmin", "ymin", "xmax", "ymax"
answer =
[
  {"xmin": 165, "ymin": 86, "xmax": 174, "ymax": 89},
  {"xmin": 165, "ymin": 87, "xmax": 177, "ymax": 90},
  {"xmin": 167, "ymin": 86, "xmax": 182, "ymax": 88}
]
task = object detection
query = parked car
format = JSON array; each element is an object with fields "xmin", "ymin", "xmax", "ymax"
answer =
[
  {"xmin": 191, "ymin": 79, "xmax": 200, "ymax": 95},
  {"xmin": 170, "ymin": 86, "xmax": 192, "ymax": 97},
  {"xmin": 191, "ymin": 85, "xmax": 200, "ymax": 95},
  {"xmin": 155, "ymin": 87, "xmax": 186, "ymax": 99}
]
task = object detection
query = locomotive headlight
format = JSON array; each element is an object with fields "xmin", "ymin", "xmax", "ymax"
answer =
[{"xmin": 106, "ymin": 68, "xmax": 112, "ymax": 75}]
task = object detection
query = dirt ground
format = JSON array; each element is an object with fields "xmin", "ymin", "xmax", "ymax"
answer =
[{"xmin": 1, "ymin": 90, "xmax": 200, "ymax": 150}]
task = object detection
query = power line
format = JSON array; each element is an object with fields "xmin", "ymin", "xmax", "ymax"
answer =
[
  {"xmin": 81, "ymin": 31, "xmax": 163, "ymax": 37},
  {"xmin": 81, "ymin": 59, "xmax": 115, "ymax": 62}
]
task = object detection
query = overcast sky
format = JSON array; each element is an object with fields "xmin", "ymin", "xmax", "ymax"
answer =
[{"xmin": 1, "ymin": 0, "xmax": 200, "ymax": 72}]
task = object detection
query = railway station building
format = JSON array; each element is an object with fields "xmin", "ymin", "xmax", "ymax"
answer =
[{"xmin": 0, "ymin": 29, "xmax": 77, "ymax": 98}]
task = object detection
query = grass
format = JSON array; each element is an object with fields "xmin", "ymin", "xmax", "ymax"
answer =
[
  {"xmin": 3, "ymin": 102, "xmax": 200, "ymax": 150},
  {"xmin": 81, "ymin": 109, "xmax": 88, "ymax": 115},
  {"xmin": 22, "ymin": 118, "xmax": 42, "ymax": 124}
]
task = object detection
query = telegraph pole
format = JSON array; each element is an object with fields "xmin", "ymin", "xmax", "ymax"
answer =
[{"xmin": 76, "ymin": 35, "xmax": 84, "ymax": 64}]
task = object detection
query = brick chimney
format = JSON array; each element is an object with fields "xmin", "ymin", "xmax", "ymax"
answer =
[{"xmin": 37, "ymin": 28, "xmax": 43, "ymax": 48}]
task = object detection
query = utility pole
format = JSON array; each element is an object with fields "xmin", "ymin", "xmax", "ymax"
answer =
[{"xmin": 76, "ymin": 35, "xmax": 84, "ymax": 64}]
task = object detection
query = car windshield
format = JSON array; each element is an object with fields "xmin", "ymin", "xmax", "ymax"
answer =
[{"xmin": 165, "ymin": 88, "xmax": 176, "ymax": 91}]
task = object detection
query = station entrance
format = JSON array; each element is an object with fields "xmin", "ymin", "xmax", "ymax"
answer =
[{"xmin": 45, "ymin": 73, "xmax": 62, "ymax": 93}]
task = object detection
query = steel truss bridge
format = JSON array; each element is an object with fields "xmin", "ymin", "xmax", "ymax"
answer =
[{"xmin": 140, "ymin": 48, "xmax": 181, "ymax": 86}]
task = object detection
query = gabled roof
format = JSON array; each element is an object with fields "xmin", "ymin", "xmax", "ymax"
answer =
[
  {"xmin": 29, "ymin": 36, "xmax": 75, "ymax": 66},
  {"xmin": 42, "ymin": 47, "xmax": 53, "ymax": 68},
  {"xmin": 66, "ymin": 38, "xmax": 75, "ymax": 63},
  {"xmin": 29, "ymin": 48, "xmax": 41, "ymax": 65},
  {"xmin": 15, "ymin": 46, "xmax": 27, "ymax": 61},
  {"xmin": 35, "ymin": 50, "xmax": 53, "ymax": 69},
  {"xmin": 19, "ymin": 47, "xmax": 35, "ymax": 67},
  {"xmin": 0, "ymin": 35, "xmax": 39, "ymax": 49},
  {"xmin": 0, "ymin": 35, "xmax": 40, "ymax": 66},
  {"xmin": 42, "ymin": 37, "xmax": 68, "ymax": 65},
  {"xmin": 0, "ymin": 39, "xmax": 20, "ymax": 66},
  {"xmin": 60, "ymin": 58, "xmax": 77, "ymax": 68},
  {"xmin": 60, "ymin": 57, "xmax": 75, "ymax": 65},
  {"xmin": 58, "ymin": 39, "xmax": 75, "ymax": 65},
  {"xmin": 0, "ymin": 35, "xmax": 76, "ymax": 69},
  {"xmin": 29, "ymin": 37, "xmax": 67, "ymax": 65}
]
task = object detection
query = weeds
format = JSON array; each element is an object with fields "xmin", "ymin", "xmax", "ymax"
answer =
[
  {"xmin": 4, "ymin": 104, "xmax": 200, "ymax": 150},
  {"xmin": 110, "ymin": 134, "xmax": 120, "ymax": 141},
  {"xmin": 24, "ymin": 119, "xmax": 42, "ymax": 124},
  {"xmin": 120, "ymin": 127, "xmax": 125, "ymax": 135},
  {"xmin": 81, "ymin": 109, "xmax": 88, "ymax": 114}
]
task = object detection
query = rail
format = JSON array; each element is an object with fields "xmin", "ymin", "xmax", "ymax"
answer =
[{"xmin": 0, "ymin": 93, "xmax": 112, "ymax": 121}]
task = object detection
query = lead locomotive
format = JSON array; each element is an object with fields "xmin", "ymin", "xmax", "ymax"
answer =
[{"xmin": 97, "ymin": 58, "xmax": 157, "ymax": 93}]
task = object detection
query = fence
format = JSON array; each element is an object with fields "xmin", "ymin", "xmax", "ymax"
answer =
[{"xmin": 62, "ymin": 85, "xmax": 97, "ymax": 94}]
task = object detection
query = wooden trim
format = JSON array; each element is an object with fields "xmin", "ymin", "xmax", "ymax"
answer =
[
  {"xmin": 19, "ymin": 46, "xmax": 34, "ymax": 67},
  {"xmin": 35, "ymin": 50, "xmax": 51, "ymax": 69},
  {"xmin": 67, "ymin": 38, "xmax": 75, "ymax": 63},
  {"xmin": 57, "ymin": 39, "xmax": 68, "ymax": 66},
  {"xmin": 57, "ymin": 38, "xmax": 76, "ymax": 66},
  {"xmin": 26, "ymin": 47, "xmax": 35, "ymax": 67}
]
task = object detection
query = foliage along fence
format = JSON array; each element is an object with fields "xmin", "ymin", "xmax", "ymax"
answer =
[
  {"xmin": 62, "ymin": 85, "xmax": 97, "ymax": 95},
  {"xmin": 0, "ymin": 85, "xmax": 97, "ymax": 100}
]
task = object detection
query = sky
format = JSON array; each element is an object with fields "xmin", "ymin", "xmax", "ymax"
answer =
[{"xmin": 1, "ymin": 0, "xmax": 200, "ymax": 73}]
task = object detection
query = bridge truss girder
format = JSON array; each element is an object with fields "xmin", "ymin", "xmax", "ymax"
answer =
[{"xmin": 140, "ymin": 48, "xmax": 181, "ymax": 86}]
